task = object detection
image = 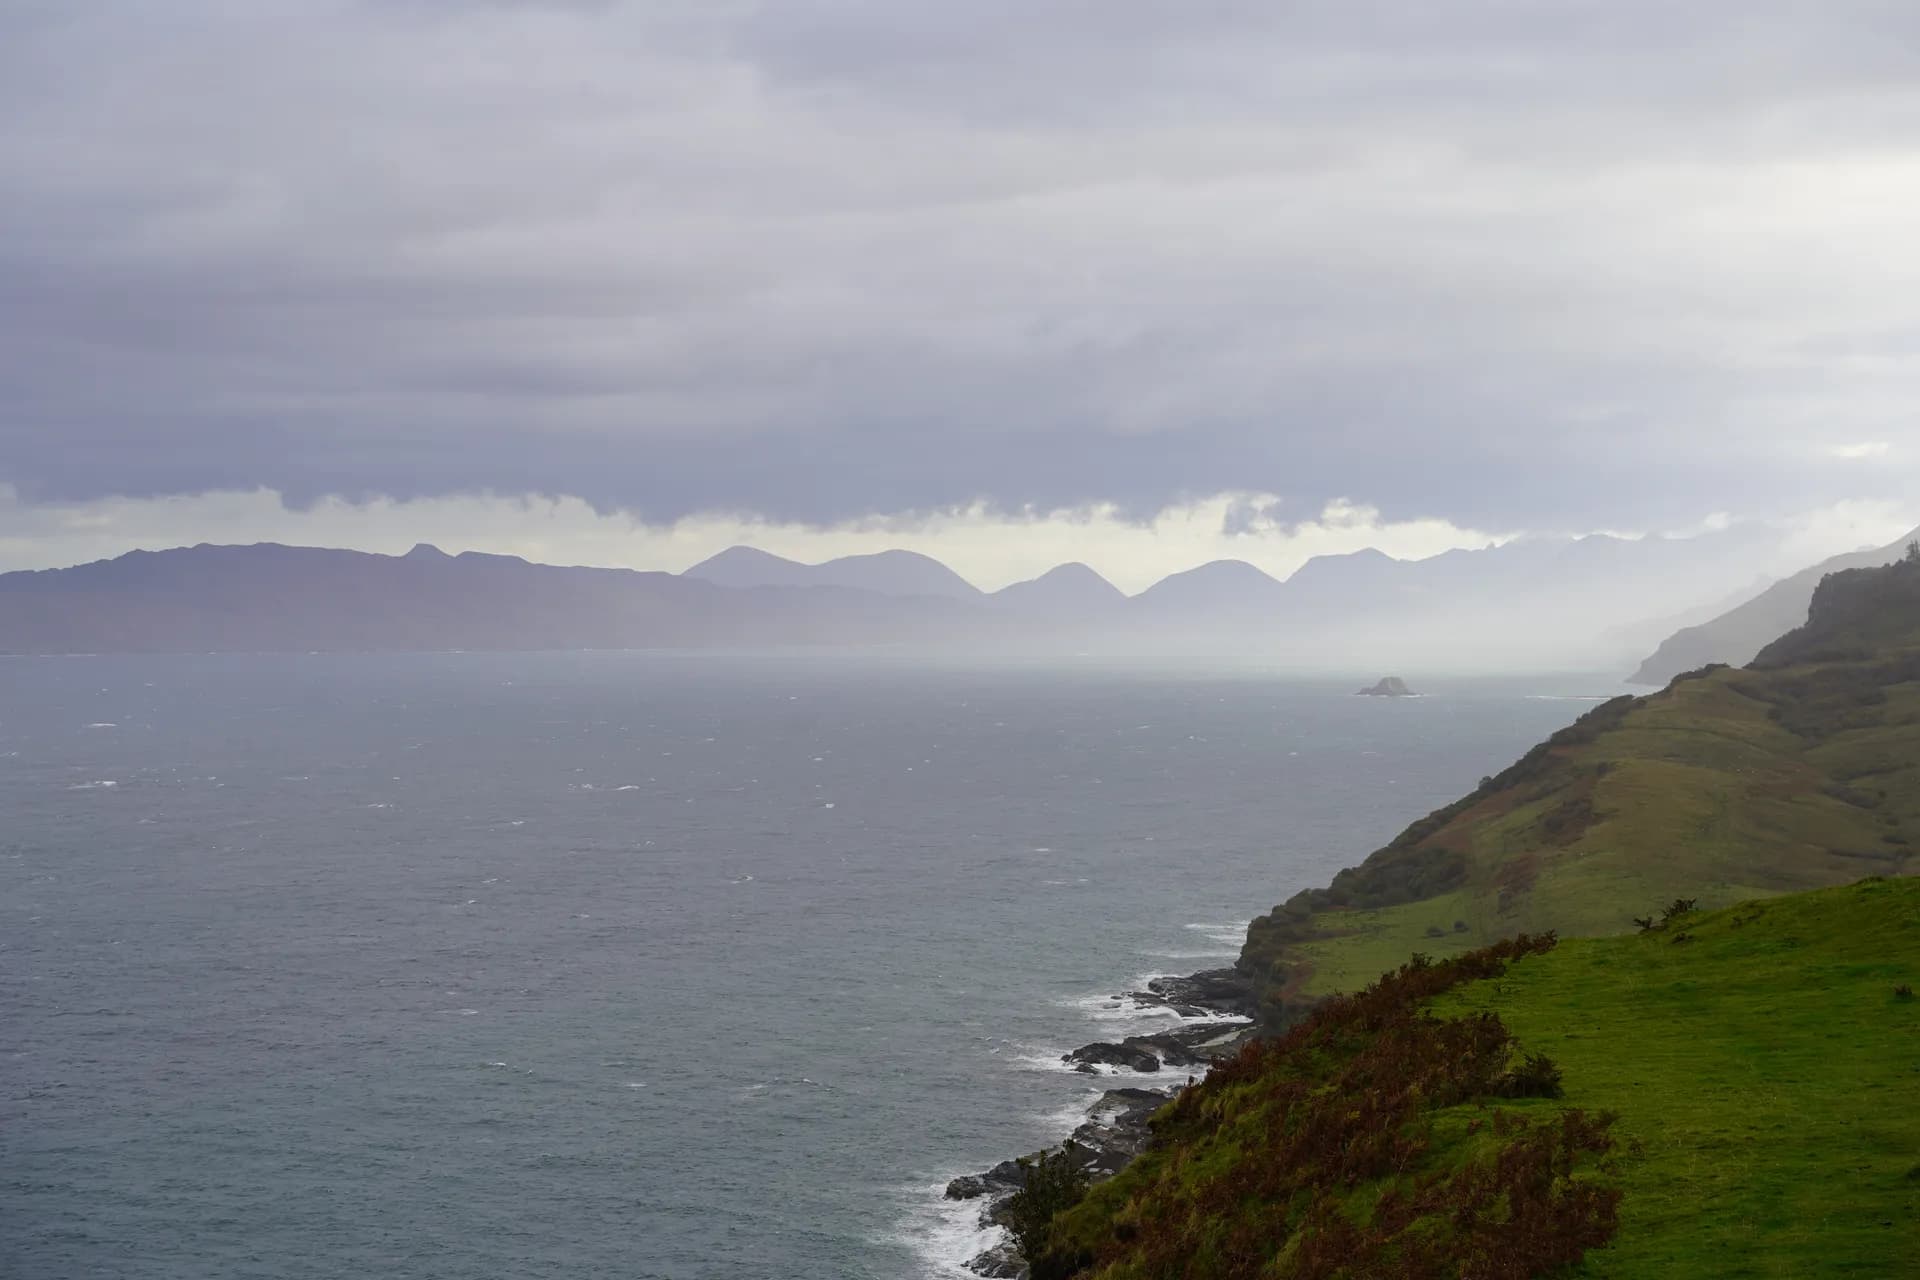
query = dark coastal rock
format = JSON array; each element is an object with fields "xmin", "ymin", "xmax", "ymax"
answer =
[
  {"xmin": 1065, "ymin": 1089, "xmax": 1170, "ymax": 1173},
  {"xmin": 1065, "ymin": 1041, "xmax": 1162, "ymax": 1072},
  {"xmin": 948, "ymin": 1087, "xmax": 1176, "ymax": 1209},
  {"xmin": 1126, "ymin": 967, "xmax": 1257, "ymax": 1019},
  {"xmin": 945, "ymin": 1158, "xmax": 1030, "ymax": 1201},
  {"xmin": 1150, "ymin": 1019, "xmax": 1257, "ymax": 1064},
  {"xmin": 1358, "ymin": 675, "xmax": 1416, "ymax": 697},
  {"xmin": 1062, "ymin": 1021, "xmax": 1254, "ymax": 1074},
  {"xmin": 967, "ymin": 1242, "xmax": 1026, "ymax": 1277},
  {"xmin": 955, "ymin": 966, "xmax": 1265, "ymax": 1276}
]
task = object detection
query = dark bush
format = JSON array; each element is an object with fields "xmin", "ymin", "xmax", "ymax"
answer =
[
  {"xmin": 1660, "ymin": 898, "xmax": 1698, "ymax": 925},
  {"xmin": 1004, "ymin": 1145, "xmax": 1090, "ymax": 1267},
  {"xmin": 1494, "ymin": 1051, "xmax": 1565, "ymax": 1099},
  {"xmin": 1896, "ymin": 984, "xmax": 1915, "ymax": 1001}
]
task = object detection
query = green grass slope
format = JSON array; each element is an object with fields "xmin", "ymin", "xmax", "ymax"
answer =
[
  {"xmin": 1436, "ymin": 878, "xmax": 1919, "ymax": 1277},
  {"xmin": 1036, "ymin": 879, "xmax": 1920, "ymax": 1279},
  {"xmin": 1239, "ymin": 559, "xmax": 1920, "ymax": 1021}
]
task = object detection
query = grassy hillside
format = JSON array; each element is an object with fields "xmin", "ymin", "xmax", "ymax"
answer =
[
  {"xmin": 1033, "ymin": 878, "xmax": 1920, "ymax": 1279},
  {"xmin": 1238, "ymin": 559, "xmax": 1920, "ymax": 1022}
]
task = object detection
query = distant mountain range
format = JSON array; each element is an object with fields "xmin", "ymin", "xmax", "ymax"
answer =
[{"xmin": 0, "ymin": 527, "xmax": 1905, "ymax": 672}]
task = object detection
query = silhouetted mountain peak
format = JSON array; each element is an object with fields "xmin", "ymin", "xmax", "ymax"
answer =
[
  {"xmin": 993, "ymin": 562, "xmax": 1126, "ymax": 611},
  {"xmin": 1135, "ymin": 559, "xmax": 1287, "ymax": 613},
  {"xmin": 681, "ymin": 545, "xmax": 980, "ymax": 599},
  {"xmin": 1184, "ymin": 558, "xmax": 1277, "ymax": 581},
  {"xmin": 1033, "ymin": 561, "xmax": 1111, "ymax": 585},
  {"xmin": 816, "ymin": 550, "xmax": 982, "ymax": 599}
]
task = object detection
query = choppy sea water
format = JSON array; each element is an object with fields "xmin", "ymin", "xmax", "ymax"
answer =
[{"xmin": 0, "ymin": 653, "xmax": 1613, "ymax": 1279}]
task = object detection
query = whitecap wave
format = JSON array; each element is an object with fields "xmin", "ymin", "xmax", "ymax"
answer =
[
  {"xmin": 1038, "ymin": 1087, "xmax": 1110, "ymax": 1131},
  {"xmin": 1183, "ymin": 921, "xmax": 1249, "ymax": 947},
  {"xmin": 67, "ymin": 780, "xmax": 118, "ymax": 790},
  {"xmin": 1057, "ymin": 990, "xmax": 1185, "ymax": 1026},
  {"xmin": 1002, "ymin": 1047, "xmax": 1090, "ymax": 1075},
  {"xmin": 886, "ymin": 1180, "xmax": 1006, "ymax": 1280},
  {"xmin": 732, "ymin": 1075, "xmax": 834, "ymax": 1101}
]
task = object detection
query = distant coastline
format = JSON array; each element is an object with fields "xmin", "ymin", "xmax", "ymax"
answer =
[{"xmin": 11, "ymin": 532, "xmax": 1909, "ymax": 677}]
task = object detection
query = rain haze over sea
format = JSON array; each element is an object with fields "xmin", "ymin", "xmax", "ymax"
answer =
[{"xmin": 3, "ymin": 653, "xmax": 1609, "ymax": 1278}]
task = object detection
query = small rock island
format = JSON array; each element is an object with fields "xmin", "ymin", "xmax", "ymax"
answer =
[{"xmin": 1357, "ymin": 676, "xmax": 1416, "ymax": 697}]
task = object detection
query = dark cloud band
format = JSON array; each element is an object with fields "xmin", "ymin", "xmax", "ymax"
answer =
[{"xmin": 1, "ymin": 1, "xmax": 1916, "ymax": 528}]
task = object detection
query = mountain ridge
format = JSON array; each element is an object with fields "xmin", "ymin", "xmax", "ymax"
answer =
[{"xmin": 3, "ymin": 528, "xmax": 1908, "ymax": 667}]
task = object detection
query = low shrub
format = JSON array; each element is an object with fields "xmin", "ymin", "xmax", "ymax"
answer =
[
  {"xmin": 1494, "ymin": 1051, "xmax": 1565, "ymax": 1099},
  {"xmin": 1660, "ymin": 898, "xmax": 1698, "ymax": 925},
  {"xmin": 1005, "ymin": 1145, "xmax": 1090, "ymax": 1269}
]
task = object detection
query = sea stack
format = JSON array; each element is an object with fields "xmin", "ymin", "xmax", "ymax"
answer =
[{"xmin": 1357, "ymin": 676, "xmax": 1415, "ymax": 697}]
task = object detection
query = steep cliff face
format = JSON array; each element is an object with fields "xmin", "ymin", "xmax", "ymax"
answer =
[
  {"xmin": 1752, "ymin": 554, "xmax": 1920, "ymax": 668},
  {"xmin": 1629, "ymin": 527, "xmax": 1920, "ymax": 685}
]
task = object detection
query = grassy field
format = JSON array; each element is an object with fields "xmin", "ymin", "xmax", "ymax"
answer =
[
  {"xmin": 1435, "ymin": 878, "xmax": 1920, "ymax": 1277},
  {"xmin": 1037, "ymin": 879, "xmax": 1920, "ymax": 1278}
]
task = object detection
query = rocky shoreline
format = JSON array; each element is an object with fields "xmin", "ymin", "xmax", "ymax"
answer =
[{"xmin": 944, "ymin": 968, "xmax": 1259, "ymax": 1278}]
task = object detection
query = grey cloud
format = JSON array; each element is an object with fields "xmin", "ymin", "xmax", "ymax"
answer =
[{"xmin": 1, "ymin": 1, "xmax": 1918, "ymax": 531}]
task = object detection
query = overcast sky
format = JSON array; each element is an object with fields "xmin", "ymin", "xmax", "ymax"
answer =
[{"xmin": 3, "ymin": 2, "xmax": 1918, "ymax": 584}]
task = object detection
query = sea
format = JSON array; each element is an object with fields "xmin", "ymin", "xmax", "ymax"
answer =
[{"xmin": 0, "ymin": 652, "xmax": 1618, "ymax": 1279}]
